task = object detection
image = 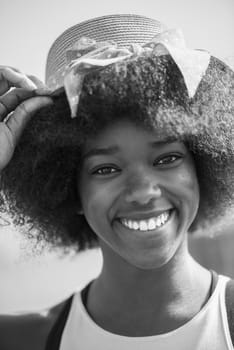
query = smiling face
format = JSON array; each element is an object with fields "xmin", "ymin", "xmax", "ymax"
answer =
[{"xmin": 78, "ymin": 120, "xmax": 200, "ymax": 269}]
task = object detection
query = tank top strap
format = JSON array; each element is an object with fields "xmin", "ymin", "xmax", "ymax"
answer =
[
  {"xmin": 225, "ymin": 276, "xmax": 234, "ymax": 346},
  {"xmin": 210, "ymin": 269, "xmax": 219, "ymax": 294},
  {"xmin": 45, "ymin": 295, "xmax": 73, "ymax": 350},
  {"xmin": 45, "ymin": 281, "xmax": 92, "ymax": 350}
]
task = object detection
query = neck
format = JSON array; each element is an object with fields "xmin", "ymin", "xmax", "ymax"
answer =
[{"xmin": 85, "ymin": 239, "xmax": 211, "ymax": 336}]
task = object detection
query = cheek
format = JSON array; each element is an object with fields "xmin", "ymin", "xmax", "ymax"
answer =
[
  {"xmin": 80, "ymin": 184, "xmax": 118, "ymax": 243},
  {"xmin": 178, "ymin": 167, "xmax": 199, "ymax": 190},
  {"xmin": 177, "ymin": 165, "xmax": 200, "ymax": 213},
  {"xmin": 79, "ymin": 179, "xmax": 112, "ymax": 221}
]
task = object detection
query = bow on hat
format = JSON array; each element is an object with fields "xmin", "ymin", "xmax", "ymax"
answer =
[{"xmin": 59, "ymin": 29, "xmax": 210, "ymax": 117}]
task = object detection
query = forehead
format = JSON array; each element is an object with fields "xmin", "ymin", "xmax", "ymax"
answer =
[{"xmin": 82, "ymin": 119, "xmax": 185, "ymax": 155}]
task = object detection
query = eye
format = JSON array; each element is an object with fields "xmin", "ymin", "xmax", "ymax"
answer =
[
  {"xmin": 155, "ymin": 154, "xmax": 183, "ymax": 167},
  {"xmin": 92, "ymin": 165, "xmax": 120, "ymax": 175}
]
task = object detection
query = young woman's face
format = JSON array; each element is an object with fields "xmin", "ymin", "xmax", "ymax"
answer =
[{"xmin": 78, "ymin": 120, "xmax": 200, "ymax": 269}]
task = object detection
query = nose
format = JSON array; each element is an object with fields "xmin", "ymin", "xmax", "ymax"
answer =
[{"xmin": 124, "ymin": 172, "xmax": 162, "ymax": 205}]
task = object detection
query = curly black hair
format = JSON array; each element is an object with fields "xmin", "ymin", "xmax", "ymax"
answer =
[{"xmin": 1, "ymin": 54, "xmax": 234, "ymax": 251}]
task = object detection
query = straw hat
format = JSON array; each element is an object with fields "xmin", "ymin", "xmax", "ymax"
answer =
[{"xmin": 45, "ymin": 14, "xmax": 166, "ymax": 90}]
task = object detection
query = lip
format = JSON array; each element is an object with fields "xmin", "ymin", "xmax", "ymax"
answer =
[{"xmin": 117, "ymin": 208, "xmax": 174, "ymax": 221}]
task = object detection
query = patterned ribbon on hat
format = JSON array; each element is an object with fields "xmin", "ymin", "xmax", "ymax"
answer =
[{"xmin": 61, "ymin": 29, "xmax": 210, "ymax": 117}]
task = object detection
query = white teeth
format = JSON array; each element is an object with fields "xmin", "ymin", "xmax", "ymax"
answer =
[
  {"xmin": 128, "ymin": 220, "xmax": 133, "ymax": 229},
  {"xmin": 156, "ymin": 217, "xmax": 162, "ymax": 226},
  {"xmin": 140, "ymin": 221, "xmax": 148, "ymax": 231},
  {"xmin": 148, "ymin": 218, "xmax": 156, "ymax": 230},
  {"xmin": 120, "ymin": 211, "xmax": 171, "ymax": 231}
]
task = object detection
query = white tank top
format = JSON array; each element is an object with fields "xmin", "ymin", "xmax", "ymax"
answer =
[{"xmin": 60, "ymin": 275, "xmax": 233, "ymax": 350}]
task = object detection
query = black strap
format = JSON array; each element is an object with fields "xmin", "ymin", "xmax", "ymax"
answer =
[
  {"xmin": 45, "ymin": 282, "xmax": 92, "ymax": 350},
  {"xmin": 81, "ymin": 280, "xmax": 92, "ymax": 306},
  {"xmin": 45, "ymin": 295, "xmax": 73, "ymax": 350},
  {"xmin": 210, "ymin": 270, "xmax": 219, "ymax": 295},
  {"xmin": 225, "ymin": 278, "xmax": 234, "ymax": 346}
]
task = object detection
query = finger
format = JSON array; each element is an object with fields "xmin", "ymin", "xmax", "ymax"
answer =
[
  {"xmin": 0, "ymin": 67, "xmax": 37, "ymax": 95},
  {"xmin": 27, "ymin": 75, "xmax": 52, "ymax": 94},
  {"xmin": 27, "ymin": 75, "xmax": 45, "ymax": 89},
  {"xmin": 27, "ymin": 75, "xmax": 53, "ymax": 96},
  {"xmin": 0, "ymin": 65, "xmax": 21, "ymax": 73},
  {"xmin": 0, "ymin": 88, "xmax": 36, "ymax": 121},
  {"xmin": 6, "ymin": 96, "xmax": 53, "ymax": 144}
]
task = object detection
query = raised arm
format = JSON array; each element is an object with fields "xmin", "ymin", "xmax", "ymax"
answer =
[{"xmin": 0, "ymin": 66, "xmax": 53, "ymax": 172}]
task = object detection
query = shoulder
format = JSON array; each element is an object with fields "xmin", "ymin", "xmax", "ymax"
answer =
[{"xmin": 0, "ymin": 297, "xmax": 70, "ymax": 350}]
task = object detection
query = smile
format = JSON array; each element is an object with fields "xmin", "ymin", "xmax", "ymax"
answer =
[{"xmin": 119, "ymin": 210, "xmax": 172, "ymax": 232}]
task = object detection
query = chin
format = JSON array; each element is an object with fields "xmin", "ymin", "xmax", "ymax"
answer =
[{"xmin": 124, "ymin": 252, "xmax": 175, "ymax": 270}]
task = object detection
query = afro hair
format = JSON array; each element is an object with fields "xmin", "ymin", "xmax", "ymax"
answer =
[{"xmin": 1, "ymin": 54, "xmax": 234, "ymax": 251}]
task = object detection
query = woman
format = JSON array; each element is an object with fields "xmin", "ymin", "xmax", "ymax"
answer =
[{"xmin": 0, "ymin": 14, "xmax": 234, "ymax": 350}]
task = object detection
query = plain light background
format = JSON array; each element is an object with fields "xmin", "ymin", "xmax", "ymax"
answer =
[
  {"xmin": 1, "ymin": 0, "xmax": 234, "ymax": 79},
  {"xmin": 0, "ymin": 0, "xmax": 234, "ymax": 312}
]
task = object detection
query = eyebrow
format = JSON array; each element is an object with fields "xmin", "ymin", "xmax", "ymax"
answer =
[
  {"xmin": 82, "ymin": 139, "xmax": 177, "ymax": 161},
  {"xmin": 82, "ymin": 146, "xmax": 119, "ymax": 160}
]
